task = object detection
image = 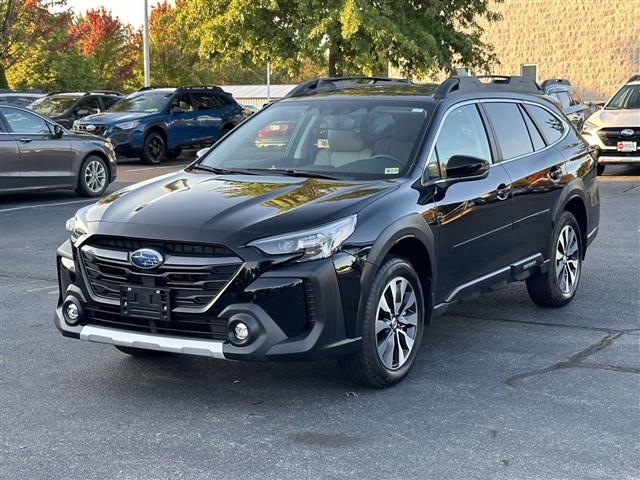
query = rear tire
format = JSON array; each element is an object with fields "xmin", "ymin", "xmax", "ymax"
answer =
[
  {"xmin": 526, "ymin": 211, "xmax": 583, "ymax": 308},
  {"xmin": 114, "ymin": 346, "xmax": 169, "ymax": 357},
  {"xmin": 166, "ymin": 147, "xmax": 182, "ymax": 159},
  {"xmin": 141, "ymin": 131, "xmax": 166, "ymax": 165},
  {"xmin": 596, "ymin": 164, "xmax": 605, "ymax": 175},
  {"xmin": 76, "ymin": 155, "xmax": 108, "ymax": 197},
  {"xmin": 339, "ymin": 256, "xmax": 425, "ymax": 388}
]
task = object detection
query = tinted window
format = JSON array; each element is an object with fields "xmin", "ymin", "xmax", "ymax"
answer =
[
  {"xmin": 0, "ymin": 107, "xmax": 51, "ymax": 134},
  {"xmin": 553, "ymin": 91, "xmax": 571, "ymax": 109},
  {"xmin": 101, "ymin": 96, "xmax": 120, "ymax": 109},
  {"xmin": 483, "ymin": 102, "xmax": 533, "ymax": 160},
  {"xmin": 170, "ymin": 94, "xmax": 194, "ymax": 112},
  {"xmin": 78, "ymin": 96, "xmax": 100, "ymax": 114},
  {"xmin": 434, "ymin": 104, "xmax": 491, "ymax": 177},
  {"xmin": 520, "ymin": 105, "xmax": 545, "ymax": 150},
  {"xmin": 192, "ymin": 93, "xmax": 224, "ymax": 110},
  {"xmin": 569, "ymin": 90, "xmax": 582, "ymax": 106},
  {"xmin": 526, "ymin": 105, "xmax": 565, "ymax": 144}
]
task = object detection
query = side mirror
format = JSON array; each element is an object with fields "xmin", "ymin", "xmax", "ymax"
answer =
[
  {"xmin": 53, "ymin": 124, "xmax": 64, "ymax": 138},
  {"xmin": 446, "ymin": 155, "xmax": 490, "ymax": 180},
  {"xmin": 196, "ymin": 148, "xmax": 209, "ymax": 159},
  {"xmin": 76, "ymin": 109, "xmax": 89, "ymax": 117},
  {"xmin": 171, "ymin": 105, "xmax": 183, "ymax": 115}
]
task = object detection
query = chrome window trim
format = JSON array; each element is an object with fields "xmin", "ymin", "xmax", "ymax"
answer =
[{"xmin": 421, "ymin": 97, "xmax": 569, "ymax": 185}]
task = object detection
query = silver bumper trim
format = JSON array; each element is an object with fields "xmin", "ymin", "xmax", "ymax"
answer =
[
  {"xmin": 599, "ymin": 155, "xmax": 640, "ymax": 163},
  {"xmin": 79, "ymin": 325, "xmax": 225, "ymax": 358}
]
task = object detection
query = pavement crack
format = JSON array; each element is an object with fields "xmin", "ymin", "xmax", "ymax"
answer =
[{"xmin": 505, "ymin": 331, "xmax": 629, "ymax": 387}]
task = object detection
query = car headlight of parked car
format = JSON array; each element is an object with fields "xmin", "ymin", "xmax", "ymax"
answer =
[
  {"xmin": 115, "ymin": 120, "xmax": 140, "ymax": 130},
  {"xmin": 582, "ymin": 120, "xmax": 598, "ymax": 133},
  {"xmin": 248, "ymin": 215, "xmax": 357, "ymax": 262},
  {"xmin": 65, "ymin": 207, "xmax": 90, "ymax": 245}
]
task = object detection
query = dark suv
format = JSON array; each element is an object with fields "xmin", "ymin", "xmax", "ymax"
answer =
[
  {"xmin": 55, "ymin": 76, "xmax": 600, "ymax": 388},
  {"xmin": 29, "ymin": 91, "xmax": 123, "ymax": 129},
  {"xmin": 73, "ymin": 86, "xmax": 248, "ymax": 164}
]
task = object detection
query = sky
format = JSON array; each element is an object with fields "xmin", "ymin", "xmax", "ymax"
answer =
[{"xmin": 64, "ymin": 0, "xmax": 174, "ymax": 27}]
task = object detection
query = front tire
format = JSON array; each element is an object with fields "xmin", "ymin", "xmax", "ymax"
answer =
[
  {"xmin": 339, "ymin": 256, "xmax": 425, "ymax": 388},
  {"xmin": 526, "ymin": 211, "xmax": 583, "ymax": 307},
  {"xmin": 76, "ymin": 155, "xmax": 108, "ymax": 197},
  {"xmin": 597, "ymin": 164, "xmax": 605, "ymax": 175},
  {"xmin": 141, "ymin": 131, "xmax": 166, "ymax": 165}
]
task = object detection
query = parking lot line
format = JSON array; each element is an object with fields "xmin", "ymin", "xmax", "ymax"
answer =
[{"xmin": 0, "ymin": 199, "xmax": 93, "ymax": 214}]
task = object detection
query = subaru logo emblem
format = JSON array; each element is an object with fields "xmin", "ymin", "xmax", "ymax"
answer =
[
  {"xmin": 130, "ymin": 248, "xmax": 163, "ymax": 269},
  {"xmin": 86, "ymin": 124, "xmax": 96, "ymax": 131},
  {"xmin": 621, "ymin": 129, "xmax": 634, "ymax": 136}
]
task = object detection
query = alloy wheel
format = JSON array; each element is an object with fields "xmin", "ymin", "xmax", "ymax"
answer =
[
  {"xmin": 375, "ymin": 276, "xmax": 419, "ymax": 370},
  {"xmin": 556, "ymin": 225, "xmax": 580, "ymax": 294},
  {"xmin": 147, "ymin": 136, "xmax": 164, "ymax": 161},
  {"xmin": 84, "ymin": 160, "xmax": 106, "ymax": 193}
]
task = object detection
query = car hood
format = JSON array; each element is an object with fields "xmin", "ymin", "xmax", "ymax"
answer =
[
  {"xmin": 77, "ymin": 111, "xmax": 152, "ymax": 125},
  {"xmin": 84, "ymin": 171, "xmax": 398, "ymax": 244},
  {"xmin": 587, "ymin": 108, "xmax": 640, "ymax": 127}
]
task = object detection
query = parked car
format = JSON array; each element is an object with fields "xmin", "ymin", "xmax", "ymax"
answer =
[
  {"xmin": 56, "ymin": 75, "xmax": 599, "ymax": 388},
  {"xmin": 0, "ymin": 105, "xmax": 116, "ymax": 196},
  {"xmin": 73, "ymin": 86, "xmax": 248, "ymax": 164},
  {"xmin": 29, "ymin": 91, "xmax": 123, "ymax": 129},
  {"xmin": 581, "ymin": 76, "xmax": 640, "ymax": 175},
  {"xmin": 539, "ymin": 79, "xmax": 591, "ymax": 130},
  {"xmin": 241, "ymin": 104, "xmax": 259, "ymax": 115},
  {"xmin": 0, "ymin": 89, "xmax": 46, "ymax": 107}
]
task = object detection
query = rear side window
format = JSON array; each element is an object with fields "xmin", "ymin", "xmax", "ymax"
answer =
[
  {"xmin": 553, "ymin": 91, "xmax": 571, "ymax": 109},
  {"xmin": 526, "ymin": 105, "xmax": 565, "ymax": 145},
  {"xmin": 569, "ymin": 90, "xmax": 582, "ymax": 106},
  {"xmin": 520, "ymin": 105, "xmax": 545, "ymax": 150},
  {"xmin": 434, "ymin": 104, "xmax": 492, "ymax": 177},
  {"xmin": 483, "ymin": 102, "xmax": 533, "ymax": 160}
]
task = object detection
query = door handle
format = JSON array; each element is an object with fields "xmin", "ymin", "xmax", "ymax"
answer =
[
  {"xmin": 18, "ymin": 138, "xmax": 32, "ymax": 143},
  {"xmin": 496, "ymin": 183, "xmax": 511, "ymax": 201},
  {"xmin": 548, "ymin": 167, "xmax": 562, "ymax": 182}
]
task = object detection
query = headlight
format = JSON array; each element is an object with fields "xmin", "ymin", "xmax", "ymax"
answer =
[
  {"xmin": 248, "ymin": 215, "xmax": 357, "ymax": 262},
  {"xmin": 115, "ymin": 120, "xmax": 140, "ymax": 130},
  {"xmin": 72, "ymin": 120, "xmax": 79, "ymax": 130},
  {"xmin": 582, "ymin": 120, "xmax": 598, "ymax": 132},
  {"xmin": 65, "ymin": 207, "xmax": 89, "ymax": 245}
]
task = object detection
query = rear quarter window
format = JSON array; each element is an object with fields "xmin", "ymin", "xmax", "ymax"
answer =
[{"xmin": 525, "ymin": 104, "xmax": 565, "ymax": 145}]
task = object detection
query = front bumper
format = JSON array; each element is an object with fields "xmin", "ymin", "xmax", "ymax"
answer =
[
  {"xmin": 582, "ymin": 129, "xmax": 640, "ymax": 164},
  {"xmin": 55, "ymin": 239, "xmax": 362, "ymax": 362}
]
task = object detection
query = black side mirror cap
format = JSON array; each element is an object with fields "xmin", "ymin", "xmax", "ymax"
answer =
[
  {"xmin": 53, "ymin": 124, "xmax": 64, "ymax": 138},
  {"xmin": 445, "ymin": 155, "xmax": 490, "ymax": 179}
]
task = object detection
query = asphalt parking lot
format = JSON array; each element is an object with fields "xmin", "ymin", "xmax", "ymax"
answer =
[{"xmin": 1, "ymin": 158, "xmax": 638, "ymax": 480}]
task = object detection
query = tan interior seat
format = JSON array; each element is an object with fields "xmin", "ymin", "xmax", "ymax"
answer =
[
  {"xmin": 315, "ymin": 130, "xmax": 372, "ymax": 167},
  {"xmin": 374, "ymin": 115, "xmax": 423, "ymax": 163}
]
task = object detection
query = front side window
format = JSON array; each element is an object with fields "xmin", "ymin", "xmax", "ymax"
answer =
[
  {"xmin": 433, "ymin": 104, "xmax": 491, "ymax": 177},
  {"xmin": 526, "ymin": 104, "xmax": 565, "ymax": 144},
  {"xmin": 101, "ymin": 96, "xmax": 120, "ymax": 109},
  {"xmin": 77, "ymin": 96, "xmax": 101, "ymax": 114},
  {"xmin": 169, "ymin": 94, "xmax": 194, "ymax": 113},
  {"xmin": 30, "ymin": 96, "xmax": 79, "ymax": 116},
  {"xmin": 197, "ymin": 99, "xmax": 432, "ymax": 180},
  {"xmin": 606, "ymin": 84, "xmax": 640, "ymax": 110},
  {"xmin": 484, "ymin": 102, "xmax": 534, "ymax": 160},
  {"xmin": 0, "ymin": 107, "xmax": 51, "ymax": 134},
  {"xmin": 109, "ymin": 90, "xmax": 173, "ymax": 113}
]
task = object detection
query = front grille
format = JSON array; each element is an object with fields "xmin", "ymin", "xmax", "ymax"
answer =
[
  {"xmin": 85, "ymin": 304, "xmax": 228, "ymax": 340},
  {"xmin": 598, "ymin": 128, "xmax": 640, "ymax": 147},
  {"xmin": 75, "ymin": 124, "xmax": 109, "ymax": 135},
  {"xmin": 304, "ymin": 281, "xmax": 319, "ymax": 328},
  {"xmin": 80, "ymin": 237, "xmax": 243, "ymax": 311}
]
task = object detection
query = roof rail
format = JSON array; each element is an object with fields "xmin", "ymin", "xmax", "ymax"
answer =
[
  {"xmin": 176, "ymin": 86, "xmax": 224, "ymax": 92},
  {"xmin": 540, "ymin": 78, "xmax": 571, "ymax": 89},
  {"xmin": 86, "ymin": 90, "xmax": 123, "ymax": 96},
  {"xmin": 285, "ymin": 76, "xmax": 411, "ymax": 98},
  {"xmin": 136, "ymin": 85, "xmax": 176, "ymax": 92},
  {"xmin": 434, "ymin": 75, "xmax": 543, "ymax": 99},
  {"xmin": 627, "ymin": 74, "xmax": 640, "ymax": 83}
]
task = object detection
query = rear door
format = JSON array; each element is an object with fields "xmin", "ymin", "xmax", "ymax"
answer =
[
  {"xmin": 0, "ymin": 115, "xmax": 23, "ymax": 191},
  {"xmin": 429, "ymin": 103, "xmax": 515, "ymax": 304},
  {"xmin": 166, "ymin": 93, "xmax": 199, "ymax": 147},
  {"xmin": 0, "ymin": 106, "xmax": 74, "ymax": 190},
  {"xmin": 482, "ymin": 101, "xmax": 568, "ymax": 265}
]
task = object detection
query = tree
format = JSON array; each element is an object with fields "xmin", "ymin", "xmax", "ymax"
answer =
[
  {"xmin": 181, "ymin": 0, "xmax": 502, "ymax": 79},
  {"xmin": 0, "ymin": 0, "xmax": 68, "ymax": 88}
]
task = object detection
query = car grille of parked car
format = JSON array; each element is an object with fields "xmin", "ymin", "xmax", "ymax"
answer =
[
  {"xmin": 74, "ymin": 124, "xmax": 109, "ymax": 135},
  {"xmin": 78, "ymin": 236, "xmax": 244, "ymax": 340},
  {"xmin": 597, "ymin": 128, "xmax": 640, "ymax": 147}
]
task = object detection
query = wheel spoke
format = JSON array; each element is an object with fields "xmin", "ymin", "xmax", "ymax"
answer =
[
  {"xmin": 378, "ymin": 294, "xmax": 392, "ymax": 315},
  {"xmin": 375, "ymin": 319, "xmax": 389, "ymax": 335},
  {"xmin": 395, "ymin": 332, "xmax": 405, "ymax": 367},
  {"xmin": 399, "ymin": 312, "xmax": 418, "ymax": 327},
  {"xmin": 398, "ymin": 329, "xmax": 414, "ymax": 351},
  {"xmin": 399, "ymin": 290, "xmax": 416, "ymax": 316}
]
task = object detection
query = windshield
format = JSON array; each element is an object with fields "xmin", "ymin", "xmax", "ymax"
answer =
[
  {"xmin": 30, "ymin": 96, "xmax": 79, "ymax": 116},
  {"xmin": 109, "ymin": 90, "xmax": 173, "ymax": 113},
  {"xmin": 605, "ymin": 85, "xmax": 640, "ymax": 110},
  {"xmin": 197, "ymin": 99, "xmax": 433, "ymax": 180}
]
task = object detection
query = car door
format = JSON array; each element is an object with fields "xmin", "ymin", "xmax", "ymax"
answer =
[
  {"xmin": 482, "ymin": 101, "xmax": 568, "ymax": 266},
  {"xmin": 166, "ymin": 93, "xmax": 199, "ymax": 147},
  {"xmin": 0, "ymin": 116, "xmax": 23, "ymax": 191},
  {"xmin": 0, "ymin": 106, "xmax": 74, "ymax": 190},
  {"xmin": 191, "ymin": 92, "xmax": 228, "ymax": 143},
  {"xmin": 429, "ymin": 103, "xmax": 515, "ymax": 304}
]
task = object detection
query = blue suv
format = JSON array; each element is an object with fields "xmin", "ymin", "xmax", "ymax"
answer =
[{"xmin": 73, "ymin": 86, "xmax": 248, "ymax": 164}]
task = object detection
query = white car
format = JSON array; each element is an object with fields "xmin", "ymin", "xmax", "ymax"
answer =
[{"xmin": 581, "ymin": 75, "xmax": 640, "ymax": 175}]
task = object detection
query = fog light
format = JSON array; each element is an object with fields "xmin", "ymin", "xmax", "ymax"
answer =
[
  {"xmin": 62, "ymin": 297, "xmax": 83, "ymax": 326},
  {"xmin": 66, "ymin": 303, "xmax": 79, "ymax": 321},
  {"xmin": 234, "ymin": 322, "xmax": 249, "ymax": 341}
]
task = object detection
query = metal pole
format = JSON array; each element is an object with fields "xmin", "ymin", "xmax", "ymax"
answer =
[
  {"xmin": 266, "ymin": 60, "xmax": 271, "ymax": 102},
  {"xmin": 143, "ymin": 0, "xmax": 150, "ymax": 87}
]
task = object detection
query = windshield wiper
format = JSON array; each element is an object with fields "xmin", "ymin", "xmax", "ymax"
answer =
[
  {"xmin": 189, "ymin": 165, "xmax": 259, "ymax": 175},
  {"xmin": 281, "ymin": 169, "xmax": 340, "ymax": 180}
]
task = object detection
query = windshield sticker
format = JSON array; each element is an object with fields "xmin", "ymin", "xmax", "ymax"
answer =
[{"xmin": 384, "ymin": 167, "xmax": 400, "ymax": 175}]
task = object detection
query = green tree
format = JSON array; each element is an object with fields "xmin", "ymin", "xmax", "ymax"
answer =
[{"xmin": 180, "ymin": 0, "xmax": 502, "ymax": 79}]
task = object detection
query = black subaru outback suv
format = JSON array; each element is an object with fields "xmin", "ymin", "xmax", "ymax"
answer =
[{"xmin": 55, "ymin": 76, "xmax": 600, "ymax": 388}]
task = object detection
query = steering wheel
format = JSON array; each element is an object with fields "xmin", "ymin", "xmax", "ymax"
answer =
[{"xmin": 368, "ymin": 154, "xmax": 404, "ymax": 168}]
